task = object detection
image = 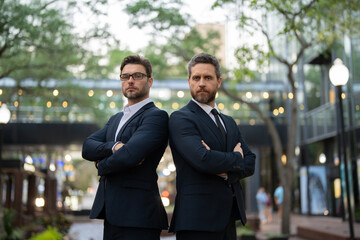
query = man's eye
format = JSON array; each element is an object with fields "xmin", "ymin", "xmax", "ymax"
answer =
[
  {"xmin": 134, "ymin": 73, "xmax": 142, "ymax": 78},
  {"xmin": 193, "ymin": 76, "xmax": 200, "ymax": 80}
]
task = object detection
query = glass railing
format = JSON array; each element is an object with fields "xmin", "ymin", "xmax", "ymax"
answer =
[
  {"xmin": 302, "ymin": 103, "xmax": 338, "ymax": 143},
  {"xmin": 302, "ymin": 102, "xmax": 353, "ymax": 144}
]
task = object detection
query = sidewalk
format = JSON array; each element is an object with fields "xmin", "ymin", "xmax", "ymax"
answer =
[
  {"xmin": 67, "ymin": 216, "xmax": 176, "ymax": 240},
  {"xmin": 255, "ymin": 213, "xmax": 360, "ymax": 240},
  {"xmin": 67, "ymin": 214, "xmax": 360, "ymax": 240}
]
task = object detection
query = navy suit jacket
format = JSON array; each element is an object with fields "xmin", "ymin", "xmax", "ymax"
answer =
[
  {"xmin": 168, "ymin": 101, "xmax": 256, "ymax": 232},
  {"xmin": 82, "ymin": 102, "xmax": 169, "ymax": 230}
]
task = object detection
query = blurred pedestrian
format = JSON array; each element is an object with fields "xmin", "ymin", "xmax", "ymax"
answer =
[
  {"xmin": 256, "ymin": 187, "xmax": 267, "ymax": 223},
  {"xmin": 264, "ymin": 193, "xmax": 272, "ymax": 223},
  {"xmin": 168, "ymin": 53, "xmax": 256, "ymax": 240},
  {"xmin": 274, "ymin": 182, "xmax": 284, "ymax": 220},
  {"xmin": 82, "ymin": 55, "xmax": 169, "ymax": 240}
]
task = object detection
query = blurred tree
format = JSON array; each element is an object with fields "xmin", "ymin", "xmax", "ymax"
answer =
[
  {"xmin": 0, "ymin": 0, "xmax": 113, "ymax": 81},
  {"xmin": 0, "ymin": 0, "xmax": 118, "ymax": 124},
  {"xmin": 125, "ymin": 0, "xmax": 221, "ymax": 79},
  {"xmin": 213, "ymin": 0, "xmax": 360, "ymax": 234}
]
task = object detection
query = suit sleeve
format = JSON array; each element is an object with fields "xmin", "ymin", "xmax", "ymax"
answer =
[
  {"xmin": 230, "ymin": 130, "xmax": 256, "ymax": 180},
  {"xmin": 169, "ymin": 111, "xmax": 245, "ymax": 175},
  {"xmin": 82, "ymin": 115, "xmax": 117, "ymax": 161},
  {"xmin": 97, "ymin": 110, "xmax": 169, "ymax": 175}
]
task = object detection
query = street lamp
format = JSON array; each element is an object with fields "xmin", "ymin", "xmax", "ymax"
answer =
[
  {"xmin": 0, "ymin": 103, "xmax": 11, "ymax": 124},
  {"xmin": 329, "ymin": 58, "xmax": 354, "ymax": 240},
  {"xmin": 0, "ymin": 103, "xmax": 11, "ymax": 161}
]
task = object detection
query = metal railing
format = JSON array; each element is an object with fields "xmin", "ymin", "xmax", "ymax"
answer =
[{"xmin": 302, "ymin": 103, "xmax": 339, "ymax": 144}]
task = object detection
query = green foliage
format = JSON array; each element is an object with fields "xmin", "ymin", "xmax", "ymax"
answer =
[
  {"xmin": 81, "ymin": 45, "xmax": 133, "ymax": 80},
  {"xmin": 267, "ymin": 232, "xmax": 288, "ymax": 239},
  {"xmin": 125, "ymin": 0, "xmax": 191, "ymax": 32},
  {"xmin": 125, "ymin": 0, "xmax": 223, "ymax": 79},
  {"xmin": 237, "ymin": 226, "xmax": 255, "ymax": 236},
  {"xmin": 0, "ymin": 208, "xmax": 24, "ymax": 240},
  {"xmin": 0, "ymin": 0, "xmax": 115, "ymax": 81},
  {"xmin": 1, "ymin": 0, "xmax": 78, "ymax": 80},
  {"xmin": 141, "ymin": 26, "xmax": 223, "ymax": 79},
  {"xmin": 355, "ymin": 205, "xmax": 360, "ymax": 222},
  {"xmin": 37, "ymin": 213, "xmax": 73, "ymax": 236},
  {"xmin": 29, "ymin": 226, "xmax": 62, "ymax": 240}
]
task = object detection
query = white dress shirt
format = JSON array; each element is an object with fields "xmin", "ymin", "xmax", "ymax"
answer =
[
  {"xmin": 191, "ymin": 98, "xmax": 226, "ymax": 131},
  {"xmin": 114, "ymin": 98, "xmax": 152, "ymax": 141}
]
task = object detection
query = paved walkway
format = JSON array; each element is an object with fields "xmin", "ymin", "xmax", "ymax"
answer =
[
  {"xmin": 255, "ymin": 213, "xmax": 360, "ymax": 240},
  {"xmin": 67, "ymin": 218, "xmax": 175, "ymax": 240},
  {"xmin": 67, "ymin": 214, "xmax": 360, "ymax": 240}
]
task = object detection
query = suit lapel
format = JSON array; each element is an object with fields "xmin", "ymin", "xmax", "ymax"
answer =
[
  {"xmin": 187, "ymin": 101, "xmax": 226, "ymax": 150},
  {"xmin": 117, "ymin": 102, "xmax": 154, "ymax": 138},
  {"xmin": 110, "ymin": 112, "xmax": 123, "ymax": 140}
]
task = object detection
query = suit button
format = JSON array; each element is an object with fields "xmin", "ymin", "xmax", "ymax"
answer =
[{"xmin": 228, "ymin": 184, "xmax": 231, "ymax": 188}]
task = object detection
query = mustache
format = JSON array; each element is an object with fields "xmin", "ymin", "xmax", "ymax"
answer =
[
  {"xmin": 197, "ymin": 87, "xmax": 208, "ymax": 93},
  {"xmin": 125, "ymin": 86, "xmax": 138, "ymax": 91}
]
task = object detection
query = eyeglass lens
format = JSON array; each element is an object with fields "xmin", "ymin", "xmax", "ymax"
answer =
[{"xmin": 120, "ymin": 72, "xmax": 146, "ymax": 81}]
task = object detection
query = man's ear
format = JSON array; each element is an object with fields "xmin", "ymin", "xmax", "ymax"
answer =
[
  {"xmin": 148, "ymin": 77, "xmax": 154, "ymax": 88},
  {"xmin": 217, "ymin": 77, "xmax": 222, "ymax": 88}
]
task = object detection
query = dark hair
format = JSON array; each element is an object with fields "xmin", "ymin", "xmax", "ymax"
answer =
[
  {"xmin": 120, "ymin": 55, "xmax": 152, "ymax": 77},
  {"xmin": 187, "ymin": 53, "xmax": 221, "ymax": 79}
]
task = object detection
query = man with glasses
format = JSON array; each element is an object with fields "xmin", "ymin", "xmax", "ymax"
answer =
[{"xmin": 82, "ymin": 55, "xmax": 169, "ymax": 239}]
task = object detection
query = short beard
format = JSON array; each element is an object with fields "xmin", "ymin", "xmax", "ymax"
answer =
[
  {"xmin": 190, "ymin": 88, "xmax": 216, "ymax": 105},
  {"xmin": 123, "ymin": 81, "xmax": 149, "ymax": 100}
]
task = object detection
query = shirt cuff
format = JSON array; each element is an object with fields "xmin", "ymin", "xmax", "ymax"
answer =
[{"xmin": 112, "ymin": 142, "xmax": 119, "ymax": 153}]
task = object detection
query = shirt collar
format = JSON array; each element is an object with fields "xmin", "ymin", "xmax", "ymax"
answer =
[
  {"xmin": 123, "ymin": 98, "xmax": 152, "ymax": 114},
  {"xmin": 191, "ymin": 98, "xmax": 220, "ymax": 115}
]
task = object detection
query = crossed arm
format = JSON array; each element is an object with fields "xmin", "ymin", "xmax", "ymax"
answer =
[
  {"xmin": 201, "ymin": 140, "xmax": 244, "ymax": 179},
  {"xmin": 169, "ymin": 112, "xmax": 254, "ymax": 176},
  {"xmin": 82, "ymin": 110, "xmax": 168, "ymax": 176}
]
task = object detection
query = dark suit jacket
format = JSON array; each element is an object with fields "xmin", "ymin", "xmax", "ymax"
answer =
[
  {"xmin": 82, "ymin": 102, "xmax": 169, "ymax": 230},
  {"xmin": 168, "ymin": 100, "xmax": 256, "ymax": 232}
]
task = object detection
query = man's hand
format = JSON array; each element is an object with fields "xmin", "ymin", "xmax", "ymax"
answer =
[
  {"xmin": 217, "ymin": 173, "xmax": 228, "ymax": 179},
  {"xmin": 138, "ymin": 158, "xmax": 145, "ymax": 166},
  {"xmin": 233, "ymin": 142, "xmax": 244, "ymax": 158},
  {"xmin": 114, "ymin": 142, "xmax": 125, "ymax": 151},
  {"xmin": 201, "ymin": 140, "xmax": 210, "ymax": 150},
  {"xmin": 201, "ymin": 140, "xmax": 227, "ymax": 180}
]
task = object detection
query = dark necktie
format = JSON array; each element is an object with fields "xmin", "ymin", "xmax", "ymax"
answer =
[{"xmin": 211, "ymin": 109, "xmax": 227, "ymax": 145}]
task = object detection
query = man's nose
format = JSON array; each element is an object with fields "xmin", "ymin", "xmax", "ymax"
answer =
[
  {"xmin": 128, "ymin": 76, "xmax": 136, "ymax": 83},
  {"xmin": 199, "ymin": 78, "xmax": 206, "ymax": 86}
]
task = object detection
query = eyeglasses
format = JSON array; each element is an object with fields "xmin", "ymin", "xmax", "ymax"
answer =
[{"xmin": 120, "ymin": 72, "xmax": 149, "ymax": 81}]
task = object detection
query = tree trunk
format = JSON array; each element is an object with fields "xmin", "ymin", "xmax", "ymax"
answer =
[
  {"xmin": 281, "ymin": 67, "xmax": 298, "ymax": 234},
  {"xmin": 220, "ymin": 85, "xmax": 285, "ymax": 210},
  {"xmin": 220, "ymin": 83, "xmax": 295, "ymax": 234}
]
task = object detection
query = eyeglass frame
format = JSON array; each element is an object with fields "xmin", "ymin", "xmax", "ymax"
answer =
[{"xmin": 120, "ymin": 72, "xmax": 150, "ymax": 81}]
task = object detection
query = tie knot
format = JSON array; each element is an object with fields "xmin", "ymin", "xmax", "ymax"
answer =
[{"xmin": 211, "ymin": 109, "xmax": 219, "ymax": 116}]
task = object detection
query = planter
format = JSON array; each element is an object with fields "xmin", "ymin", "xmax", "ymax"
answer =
[
  {"xmin": 238, "ymin": 234, "xmax": 256, "ymax": 240},
  {"xmin": 267, "ymin": 234, "xmax": 288, "ymax": 240}
]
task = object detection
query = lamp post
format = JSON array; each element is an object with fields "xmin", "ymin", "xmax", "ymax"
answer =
[
  {"xmin": 329, "ymin": 58, "xmax": 354, "ymax": 240},
  {"xmin": 0, "ymin": 103, "xmax": 11, "ymax": 161}
]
